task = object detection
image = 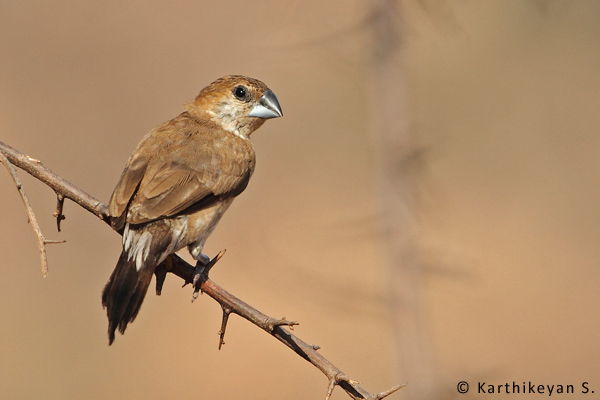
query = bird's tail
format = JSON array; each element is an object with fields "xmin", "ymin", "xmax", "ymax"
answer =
[{"xmin": 101, "ymin": 251, "xmax": 154, "ymax": 345}]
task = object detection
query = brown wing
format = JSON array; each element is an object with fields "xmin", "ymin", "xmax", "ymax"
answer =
[
  {"xmin": 108, "ymin": 149, "xmax": 148, "ymax": 231},
  {"xmin": 109, "ymin": 112, "xmax": 255, "ymax": 229}
]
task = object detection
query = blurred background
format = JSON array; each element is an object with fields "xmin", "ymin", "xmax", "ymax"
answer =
[{"xmin": 1, "ymin": 1, "xmax": 599, "ymax": 399}]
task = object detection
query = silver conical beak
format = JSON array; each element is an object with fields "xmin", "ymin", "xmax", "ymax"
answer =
[{"xmin": 248, "ymin": 90, "xmax": 283, "ymax": 119}]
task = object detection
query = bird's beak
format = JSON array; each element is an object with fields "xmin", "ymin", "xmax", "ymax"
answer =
[{"xmin": 248, "ymin": 90, "xmax": 283, "ymax": 119}]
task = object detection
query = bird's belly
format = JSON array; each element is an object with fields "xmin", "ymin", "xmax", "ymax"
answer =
[{"xmin": 183, "ymin": 198, "xmax": 234, "ymax": 259}]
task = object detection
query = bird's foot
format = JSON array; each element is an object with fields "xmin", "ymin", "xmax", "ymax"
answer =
[
  {"xmin": 192, "ymin": 254, "xmax": 211, "ymax": 287},
  {"xmin": 191, "ymin": 250, "xmax": 226, "ymax": 302}
]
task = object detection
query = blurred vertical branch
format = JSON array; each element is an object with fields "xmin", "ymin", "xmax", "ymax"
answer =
[{"xmin": 368, "ymin": 1, "xmax": 434, "ymax": 399}]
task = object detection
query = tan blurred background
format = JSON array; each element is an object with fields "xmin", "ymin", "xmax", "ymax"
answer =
[{"xmin": 1, "ymin": 1, "xmax": 599, "ymax": 399}]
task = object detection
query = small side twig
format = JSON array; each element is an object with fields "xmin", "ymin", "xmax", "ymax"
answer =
[
  {"xmin": 262, "ymin": 316, "xmax": 298, "ymax": 332},
  {"xmin": 0, "ymin": 140, "xmax": 110, "ymax": 224},
  {"xmin": 0, "ymin": 139, "xmax": 406, "ymax": 400},
  {"xmin": 0, "ymin": 152, "xmax": 65, "ymax": 277},
  {"xmin": 218, "ymin": 306, "xmax": 231, "ymax": 350},
  {"xmin": 375, "ymin": 384, "xmax": 407, "ymax": 400},
  {"xmin": 173, "ymin": 258, "xmax": 404, "ymax": 400},
  {"xmin": 325, "ymin": 378, "xmax": 336, "ymax": 400}
]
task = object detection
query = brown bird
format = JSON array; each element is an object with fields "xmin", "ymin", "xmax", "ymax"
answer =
[{"xmin": 102, "ymin": 75, "xmax": 282, "ymax": 344}]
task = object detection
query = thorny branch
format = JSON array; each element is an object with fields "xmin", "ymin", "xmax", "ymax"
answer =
[
  {"xmin": 0, "ymin": 150, "xmax": 65, "ymax": 277},
  {"xmin": 0, "ymin": 140, "xmax": 405, "ymax": 400}
]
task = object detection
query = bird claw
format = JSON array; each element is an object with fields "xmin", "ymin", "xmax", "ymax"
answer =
[
  {"xmin": 191, "ymin": 262, "xmax": 206, "ymax": 301},
  {"xmin": 192, "ymin": 253, "xmax": 210, "ymax": 286},
  {"xmin": 192, "ymin": 266, "xmax": 205, "ymax": 287},
  {"xmin": 191, "ymin": 250, "xmax": 226, "ymax": 302}
]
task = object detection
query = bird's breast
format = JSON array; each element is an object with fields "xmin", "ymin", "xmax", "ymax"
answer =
[{"xmin": 185, "ymin": 197, "xmax": 235, "ymax": 249}]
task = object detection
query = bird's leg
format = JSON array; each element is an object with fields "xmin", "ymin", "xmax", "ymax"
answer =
[
  {"xmin": 192, "ymin": 253, "xmax": 210, "ymax": 287},
  {"xmin": 191, "ymin": 250, "xmax": 226, "ymax": 301}
]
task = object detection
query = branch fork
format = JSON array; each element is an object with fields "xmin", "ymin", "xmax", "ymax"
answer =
[{"xmin": 0, "ymin": 151, "xmax": 65, "ymax": 277}]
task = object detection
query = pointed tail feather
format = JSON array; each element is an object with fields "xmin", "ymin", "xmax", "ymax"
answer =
[{"xmin": 102, "ymin": 252, "xmax": 154, "ymax": 345}]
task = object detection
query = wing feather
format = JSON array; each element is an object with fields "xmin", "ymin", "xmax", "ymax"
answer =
[{"xmin": 108, "ymin": 112, "xmax": 255, "ymax": 228}]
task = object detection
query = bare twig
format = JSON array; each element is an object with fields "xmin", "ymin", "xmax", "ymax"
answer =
[
  {"xmin": 0, "ymin": 141, "xmax": 110, "ymax": 224},
  {"xmin": 326, "ymin": 378, "xmax": 336, "ymax": 400},
  {"xmin": 218, "ymin": 306, "xmax": 231, "ymax": 350},
  {"xmin": 0, "ymin": 151, "xmax": 65, "ymax": 277},
  {"xmin": 0, "ymin": 139, "xmax": 405, "ymax": 400}
]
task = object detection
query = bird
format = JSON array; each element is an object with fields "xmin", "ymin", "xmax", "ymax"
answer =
[{"xmin": 101, "ymin": 75, "xmax": 282, "ymax": 345}]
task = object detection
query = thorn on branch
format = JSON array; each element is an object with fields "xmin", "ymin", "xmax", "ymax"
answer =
[
  {"xmin": 325, "ymin": 374, "xmax": 362, "ymax": 400},
  {"xmin": 53, "ymin": 193, "xmax": 66, "ymax": 232},
  {"xmin": 205, "ymin": 249, "xmax": 225, "ymax": 274},
  {"xmin": 334, "ymin": 376, "xmax": 405, "ymax": 400},
  {"xmin": 264, "ymin": 316, "xmax": 299, "ymax": 332},
  {"xmin": 374, "ymin": 384, "xmax": 407, "ymax": 400},
  {"xmin": 218, "ymin": 306, "xmax": 232, "ymax": 350},
  {"xmin": 325, "ymin": 373, "xmax": 371, "ymax": 400},
  {"xmin": 0, "ymin": 141, "xmax": 407, "ymax": 400},
  {"xmin": 44, "ymin": 239, "xmax": 66, "ymax": 245}
]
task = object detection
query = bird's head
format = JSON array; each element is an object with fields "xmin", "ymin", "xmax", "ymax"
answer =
[{"xmin": 185, "ymin": 75, "xmax": 283, "ymax": 139}]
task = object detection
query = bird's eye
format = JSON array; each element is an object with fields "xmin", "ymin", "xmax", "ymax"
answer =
[{"xmin": 233, "ymin": 85, "xmax": 247, "ymax": 100}]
